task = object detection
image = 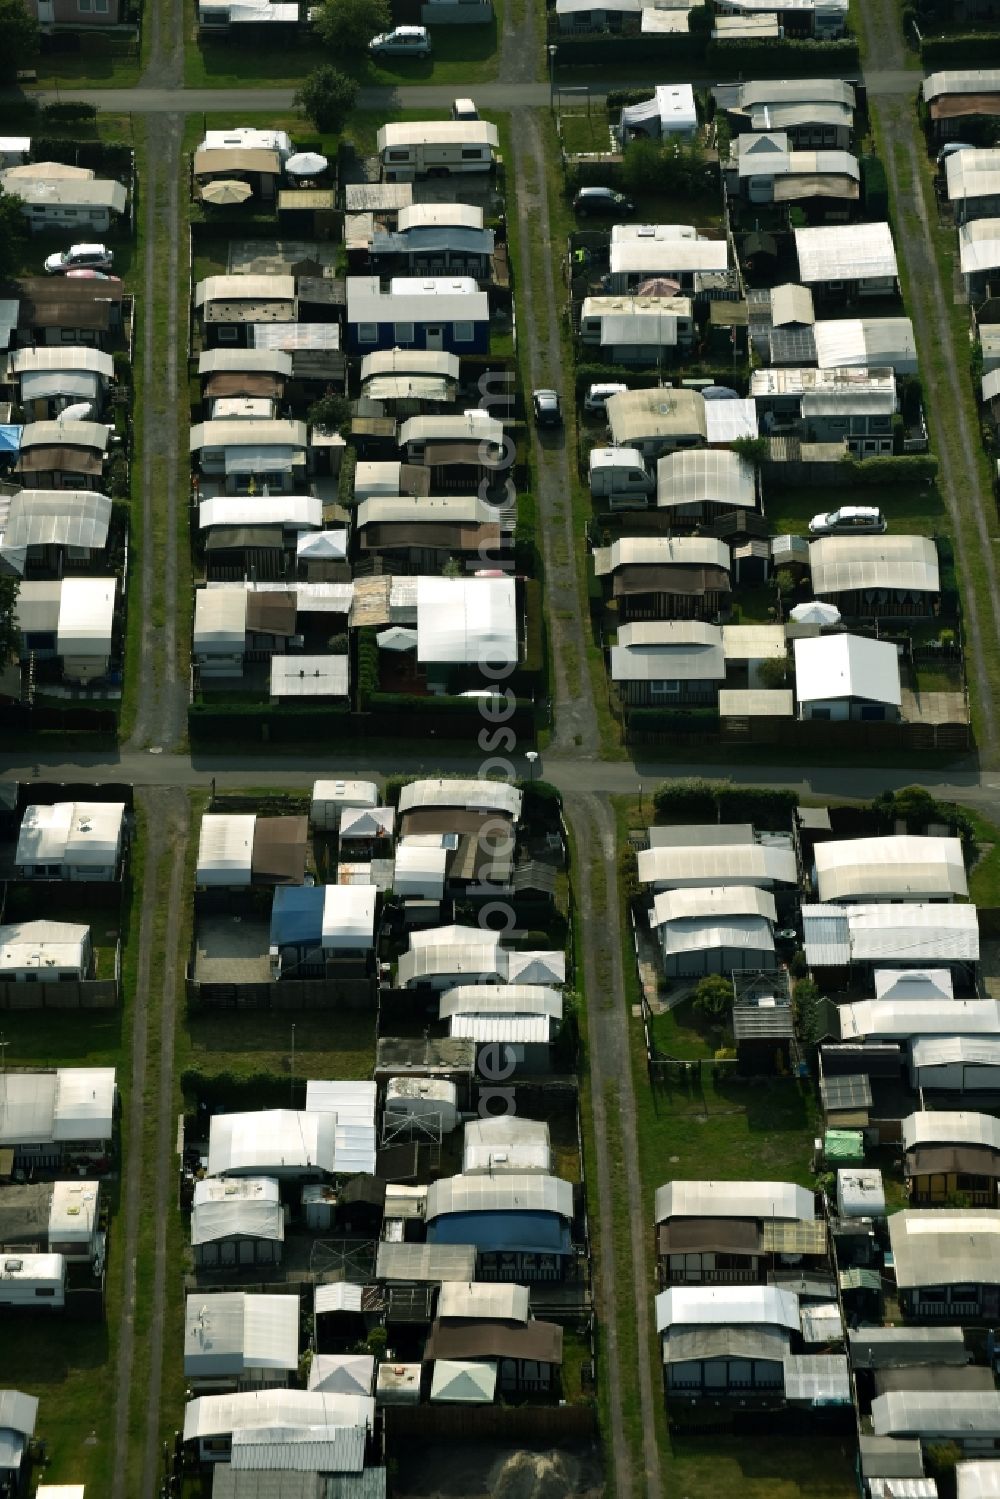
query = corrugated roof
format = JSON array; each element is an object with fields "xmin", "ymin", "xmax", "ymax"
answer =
[
  {"xmin": 890, "ymin": 1209, "xmax": 1000, "ymax": 1290},
  {"xmin": 783, "ymin": 1354, "xmax": 851, "ymax": 1402},
  {"xmin": 809, "ymin": 534, "xmax": 939, "ymax": 596},
  {"xmin": 425, "ymin": 1174, "xmax": 571, "ymax": 1221},
  {"xmin": 655, "ymin": 1284, "xmax": 800, "ymax": 1333},
  {"xmin": 956, "ymin": 1461, "xmax": 1000, "ymax": 1499},
  {"xmin": 652, "ymin": 885, "xmax": 776, "ymax": 926},
  {"xmin": 912, "ymin": 1035, "xmax": 1000, "ymax": 1067},
  {"xmin": 947, "ymin": 147, "xmax": 1000, "ymax": 201},
  {"xmin": 661, "ymin": 1325, "xmax": 789, "ymax": 1365},
  {"xmin": 840, "ymin": 998, "xmax": 1000, "ymax": 1042},
  {"xmin": 659, "ymin": 915, "xmax": 775, "ymax": 958},
  {"xmin": 184, "ymin": 1292, "xmax": 299, "ymax": 1375},
  {"xmin": 814, "ymin": 835, "xmax": 967, "ymax": 903},
  {"xmin": 374, "ymin": 1242, "xmax": 476, "ymax": 1283},
  {"xmin": 795, "ymin": 221, "xmax": 897, "ymax": 282},
  {"xmin": 191, "ymin": 1177, "xmax": 284, "ymax": 1246},
  {"xmin": 439, "ymin": 984, "xmax": 563, "ymax": 1019},
  {"xmin": 656, "ymin": 443, "xmax": 749, "ymax": 509},
  {"xmin": 638, "ymin": 842, "xmax": 797, "ymax": 889},
  {"xmin": 654, "ymin": 1180, "xmax": 814, "ymax": 1223},
  {"xmin": 873, "ymin": 1389, "xmax": 1000, "ymax": 1438},
  {"xmin": 183, "ymin": 1389, "xmax": 372, "ymax": 1444},
  {"xmin": 902, "ymin": 1110, "xmax": 1000, "ymax": 1152}
]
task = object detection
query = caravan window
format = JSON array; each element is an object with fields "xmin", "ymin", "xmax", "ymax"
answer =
[
  {"xmin": 461, "ymin": 147, "xmax": 485, "ymax": 161},
  {"xmin": 650, "ymin": 680, "xmax": 679, "ymax": 698},
  {"xmin": 394, "ymin": 322, "xmax": 415, "ymax": 342},
  {"xmin": 453, "ymin": 321, "xmax": 474, "ymax": 342},
  {"xmin": 358, "ymin": 323, "xmax": 378, "ymax": 344},
  {"xmin": 387, "ymin": 150, "xmax": 409, "ymax": 163}
]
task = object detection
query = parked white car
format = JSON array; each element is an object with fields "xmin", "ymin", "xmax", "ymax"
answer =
[
  {"xmin": 44, "ymin": 243, "xmax": 114, "ymax": 275},
  {"xmin": 809, "ymin": 505, "xmax": 887, "ymax": 536},
  {"xmin": 369, "ymin": 25, "xmax": 432, "ymax": 57},
  {"xmin": 584, "ymin": 382, "xmax": 627, "ymax": 413}
]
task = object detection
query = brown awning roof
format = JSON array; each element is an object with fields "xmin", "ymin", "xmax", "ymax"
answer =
[
  {"xmin": 204, "ymin": 372, "xmax": 284, "ymax": 400},
  {"xmin": 19, "ymin": 275, "xmax": 123, "ymax": 306},
  {"xmin": 875, "ymin": 1364, "xmax": 997, "ymax": 1395},
  {"xmin": 204, "ymin": 526, "xmax": 283, "ymax": 551},
  {"xmin": 401, "ymin": 808, "xmax": 514, "ymax": 841},
  {"xmin": 361, "ymin": 522, "xmax": 500, "ymax": 553},
  {"xmin": 658, "ymin": 1218, "xmax": 761, "ymax": 1256},
  {"xmin": 399, "ymin": 463, "xmax": 431, "ymax": 496},
  {"xmin": 930, "ymin": 94, "xmax": 1000, "ymax": 120},
  {"xmin": 904, "ymin": 1144, "xmax": 1000, "ymax": 1180},
  {"xmin": 612, "ymin": 564, "xmax": 731, "ymax": 599},
  {"xmin": 193, "ymin": 147, "xmax": 281, "ymax": 177},
  {"xmin": 424, "ymin": 1318, "xmax": 563, "ymax": 1364},
  {"xmin": 251, "ymin": 816, "xmax": 308, "ymax": 885},
  {"xmin": 423, "ymin": 442, "xmax": 488, "ymax": 468},
  {"xmin": 19, "ymin": 301, "xmax": 112, "ymax": 332},
  {"xmin": 246, "ymin": 590, "xmax": 297, "ymax": 636},
  {"xmin": 16, "ymin": 447, "xmax": 102, "ymax": 475}
]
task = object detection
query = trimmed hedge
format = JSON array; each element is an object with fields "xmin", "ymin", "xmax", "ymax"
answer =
[
  {"xmin": 843, "ymin": 453, "xmax": 939, "ymax": 484},
  {"xmin": 652, "ymin": 779, "xmax": 797, "ymax": 829},
  {"xmin": 553, "ymin": 30, "xmax": 858, "ymax": 70},
  {"xmin": 922, "ymin": 31, "xmax": 1000, "ymax": 64},
  {"xmin": 625, "ymin": 707, "xmax": 720, "ymax": 734}
]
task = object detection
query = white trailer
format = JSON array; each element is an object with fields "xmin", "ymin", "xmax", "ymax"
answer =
[
  {"xmin": 0, "ymin": 1253, "xmax": 67, "ymax": 1309},
  {"xmin": 589, "ymin": 447, "xmax": 655, "ymax": 506},
  {"xmin": 377, "ymin": 121, "xmax": 499, "ymax": 180}
]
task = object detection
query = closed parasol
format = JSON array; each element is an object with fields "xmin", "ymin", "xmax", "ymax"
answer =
[{"xmin": 200, "ymin": 179, "xmax": 253, "ymax": 206}]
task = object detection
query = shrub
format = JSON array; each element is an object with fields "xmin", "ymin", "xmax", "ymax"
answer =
[
  {"xmin": 294, "ymin": 66, "xmax": 359, "ymax": 133},
  {"xmin": 693, "ymin": 973, "xmax": 733, "ymax": 1019}
]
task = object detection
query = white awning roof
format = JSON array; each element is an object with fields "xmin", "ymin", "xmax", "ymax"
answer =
[
  {"xmin": 814, "ymin": 835, "xmax": 967, "ymax": 903},
  {"xmin": 321, "ymin": 885, "xmax": 376, "ymax": 950},
  {"xmin": 184, "ymin": 1292, "xmax": 299, "ymax": 1374},
  {"xmin": 794, "ymin": 221, "xmax": 897, "ymax": 282},
  {"xmin": 425, "ymin": 1173, "xmax": 572, "ymax": 1220},
  {"xmin": 207, "ymin": 1109, "xmax": 337, "ymax": 1176},
  {"xmin": 655, "ymin": 1179, "xmax": 814, "ymax": 1223},
  {"xmin": 655, "ymin": 1284, "xmax": 800, "ymax": 1333}
]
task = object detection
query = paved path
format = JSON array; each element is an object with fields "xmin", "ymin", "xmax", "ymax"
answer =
[{"xmin": 4, "ymin": 68, "xmax": 922, "ymax": 116}]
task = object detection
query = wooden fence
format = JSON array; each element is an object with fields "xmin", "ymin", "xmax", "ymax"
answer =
[{"xmin": 0, "ymin": 978, "xmax": 118, "ymax": 1011}]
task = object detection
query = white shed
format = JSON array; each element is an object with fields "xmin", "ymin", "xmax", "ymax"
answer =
[
  {"xmin": 196, "ymin": 814, "xmax": 256, "ymax": 887},
  {"xmin": 310, "ymin": 780, "xmax": 380, "ymax": 831}
]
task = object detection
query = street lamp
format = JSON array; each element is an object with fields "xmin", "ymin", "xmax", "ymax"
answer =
[
  {"xmin": 525, "ymin": 750, "xmax": 539, "ymax": 782},
  {"xmin": 548, "ymin": 45, "xmax": 558, "ymax": 111}
]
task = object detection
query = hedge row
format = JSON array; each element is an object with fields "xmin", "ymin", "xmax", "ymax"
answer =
[
  {"xmin": 844, "ymin": 453, "xmax": 939, "ymax": 484},
  {"xmin": 653, "ymin": 779, "xmax": 798, "ymax": 830},
  {"xmin": 921, "ymin": 30, "xmax": 1000, "ymax": 63},
  {"xmin": 624, "ymin": 707, "xmax": 721, "ymax": 733},
  {"xmin": 552, "ymin": 31, "xmax": 858, "ymax": 70}
]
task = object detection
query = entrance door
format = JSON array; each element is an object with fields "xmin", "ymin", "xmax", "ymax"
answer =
[
  {"xmin": 37, "ymin": 0, "xmax": 54, "ymax": 21},
  {"xmin": 425, "ymin": 326, "xmax": 444, "ymax": 351}
]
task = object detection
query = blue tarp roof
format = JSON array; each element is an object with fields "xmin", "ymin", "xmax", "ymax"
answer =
[
  {"xmin": 0, "ymin": 426, "xmax": 23, "ymax": 453},
  {"xmin": 270, "ymin": 884, "xmax": 324, "ymax": 947},
  {"xmin": 427, "ymin": 1211, "xmax": 572, "ymax": 1256}
]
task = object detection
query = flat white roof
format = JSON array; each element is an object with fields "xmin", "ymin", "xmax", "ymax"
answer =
[
  {"xmin": 416, "ymin": 576, "xmax": 517, "ymax": 665},
  {"xmin": 0, "ymin": 1068, "xmax": 116, "ymax": 1146},
  {"xmin": 377, "ymin": 120, "xmax": 498, "ymax": 151},
  {"xmin": 655, "ymin": 1179, "xmax": 814, "ymax": 1223},
  {"xmin": 57, "ymin": 577, "xmax": 115, "ymax": 654},
  {"xmin": 0, "ymin": 920, "xmax": 89, "ymax": 973},
  {"xmin": 184, "ymin": 1292, "xmax": 299, "ymax": 1375},
  {"xmin": 197, "ymin": 813, "xmax": 255, "ymax": 885},
  {"xmin": 207, "ymin": 1109, "xmax": 337, "ymax": 1176},
  {"xmin": 946, "ymin": 147, "xmax": 1000, "ymax": 201},
  {"xmin": 321, "ymin": 885, "xmax": 377, "ymax": 949},
  {"xmin": 794, "ymin": 633, "xmax": 901, "ymax": 707},
  {"xmin": 16, "ymin": 801, "xmax": 123, "ymax": 869}
]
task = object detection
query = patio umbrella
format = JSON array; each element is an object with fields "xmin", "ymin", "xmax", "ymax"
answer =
[
  {"xmin": 376, "ymin": 626, "xmax": 418, "ymax": 652},
  {"xmin": 57, "ymin": 401, "xmax": 94, "ymax": 423},
  {"xmin": 200, "ymin": 179, "xmax": 253, "ymax": 206},
  {"xmin": 790, "ymin": 600, "xmax": 841, "ymax": 626},
  {"xmin": 286, "ymin": 151, "xmax": 329, "ymax": 179}
]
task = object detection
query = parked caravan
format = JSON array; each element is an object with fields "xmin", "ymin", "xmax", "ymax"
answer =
[
  {"xmin": 589, "ymin": 447, "xmax": 655, "ymax": 505},
  {"xmin": 0, "ymin": 1253, "xmax": 67, "ymax": 1310},
  {"xmin": 377, "ymin": 121, "xmax": 499, "ymax": 180}
]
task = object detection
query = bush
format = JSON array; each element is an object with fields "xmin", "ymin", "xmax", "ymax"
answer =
[
  {"xmin": 652, "ymin": 779, "xmax": 719, "ymax": 822},
  {"xmin": 922, "ymin": 31, "xmax": 1000, "ymax": 64},
  {"xmin": 307, "ymin": 392, "xmax": 350, "ymax": 436},
  {"xmin": 693, "ymin": 973, "xmax": 733, "ymax": 1019}
]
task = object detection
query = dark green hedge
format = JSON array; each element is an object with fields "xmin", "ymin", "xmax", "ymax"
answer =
[
  {"xmin": 625, "ymin": 707, "xmax": 721, "ymax": 733},
  {"xmin": 922, "ymin": 31, "xmax": 1000, "ymax": 63},
  {"xmin": 653, "ymin": 779, "xmax": 797, "ymax": 829},
  {"xmin": 844, "ymin": 453, "xmax": 939, "ymax": 484},
  {"xmin": 554, "ymin": 31, "xmax": 858, "ymax": 69}
]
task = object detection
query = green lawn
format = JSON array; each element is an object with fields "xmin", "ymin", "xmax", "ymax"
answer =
[
  {"xmin": 5, "ymin": 1322, "xmax": 115, "ymax": 1492},
  {"xmin": 648, "ymin": 1001, "xmax": 721, "ymax": 1061},
  {"xmin": 767, "ymin": 480, "xmax": 948, "ymax": 536},
  {"xmin": 180, "ymin": 1008, "xmax": 377, "ymax": 1082},
  {"xmin": 185, "ymin": 16, "xmax": 501, "ymax": 88},
  {"xmin": 664, "ymin": 1432, "xmax": 858, "ymax": 1499},
  {"xmin": 560, "ymin": 109, "xmax": 615, "ymax": 156},
  {"xmin": 30, "ymin": 47, "xmax": 140, "ymax": 88}
]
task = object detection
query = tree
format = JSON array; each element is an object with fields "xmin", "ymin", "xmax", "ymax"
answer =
[
  {"xmin": 756, "ymin": 654, "xmax": 791, "ymax": 690},
  {"xmin": 692, "ymin": 973, "xmax": 732, "ymax": 1020},
  {"xmin": 0, "ymin": 574, "xmax": 21, "ymax": 663},
  {"xmin": 313, "ymin": 0, "xmax": 390, "ymax": 53},
  {"xmin": 620, "ymin": 139, "xmax": 664, "ymax": 197},
  {"xmin": 0, "ymin": 195, "xmax": 27, "ymax": 282},
  {"xmin": 307, "ymin": 391, "xmax": 351, "ymax": 435},
  {"xmin": 0, "ymin": 0, "xmax": 38, "ymax": 84},
  {"xmin": 294, "ymin": 67, "xmax": 360, "ymax": 134}
]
